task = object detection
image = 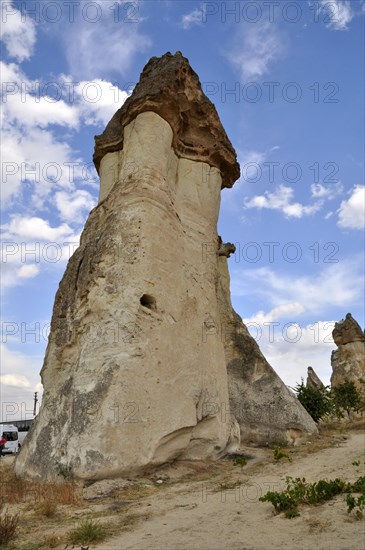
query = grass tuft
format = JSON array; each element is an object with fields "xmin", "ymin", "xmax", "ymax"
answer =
[
  {"xmin": 68, "ymin": 518, "xmax": 106, "ymax": 545},
  {"xmin": 0, "ymin": 503, "xmax": 19, "ymax": 546},
  {"xmin": 34, "ymin": 498, "xmax": 58, "ymax": 518}
]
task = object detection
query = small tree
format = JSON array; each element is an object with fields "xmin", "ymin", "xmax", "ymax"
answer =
[
  {"xmin": 295, "ymin": 379, "xmax": 332, "ymax": 422},
  {"xmin": 331, "ymin": 381, "xmax": 362, "ymax": 418}
]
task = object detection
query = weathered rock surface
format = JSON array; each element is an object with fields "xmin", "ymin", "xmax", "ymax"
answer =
[
  {"xmin": 331, "ymin": 313, "xmax": 365, "ymax": 389},
  {"xmin": 306, "ymin": 367, "xmax": 325, "ymax": 391},
  {"xmin": 94, "ymin": 51, "xmax": 240, "ymax": 190},
  {"xmin": 15, "ymin": 53, "xmax": 240, "ymax": 481},
  {"xmin": 217, "ymin": 252, "xmax": 318, "ymax": 445},
  {"xmin": 15, "ymin": 52, "xmax": 316, "ymax": 481}
]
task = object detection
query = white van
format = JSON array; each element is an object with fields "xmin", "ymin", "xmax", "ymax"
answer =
[{"xmin": 1, "ymin": 425, "xmax": 19, "ymax": 454}]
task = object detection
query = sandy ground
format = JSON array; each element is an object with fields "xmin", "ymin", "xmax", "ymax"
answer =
[
  {"xmin": 1, "ymin": 428, "xmax": 364, "ymax": 549},
  {"xmin": 97, "ymin": 431, "xmax": 365, "ymax": 550}
]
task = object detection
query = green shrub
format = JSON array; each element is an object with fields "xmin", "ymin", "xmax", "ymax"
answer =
[
  {"xmin": 274, "ymin": 448, "xmax": 292, "ymax": 462},
  {"xmin": 346, "ymin": 494, "xmax": 365, "ymax": 518},
  {"xmin": 55, "ymin": 462, "xmax": 73, "ymax": 480},
  {"xmin": 260, "ymin": 474, "xmax": 363, "ymax": 519},
  {"xmin": 260, "ymin": 476, "xmax": 307, "ymax": 518},
  {"xmin": 305, "ymin": 478, "xmax": 345, "ymax": 505},
  {"xmin": 233, "ymin": 456, "xmax": 247, "ymax": 467},
  {"xmin": 294, "ymin": 380, "xmax": 332, "ymax": 422},
  {"xmin": 347, "ymin": 475, "xmax": 365, "ymax": 494}
]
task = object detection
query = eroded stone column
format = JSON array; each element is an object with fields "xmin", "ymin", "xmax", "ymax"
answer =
[{"xmin": 15, "ymin": 53, "xmax": 241, "ymax": 480}]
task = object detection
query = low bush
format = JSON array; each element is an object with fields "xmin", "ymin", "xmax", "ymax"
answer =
[
  {"xmin": 346, "ymin": 493, "xmax": 365, "ymax": 518},
  {"xmin": 274, "ymin": 448, "xmax": 292, "ymax": 462},
  {"xmin": 260, "ymin": 474, "xmax": 365, "ymax": 518},
  {"xmin": 233, "ymin": 456, "xmax": 247, "ymax": 467},
  {"xmin": 55, "ymin": 462, "xmax": 73, "ymax": 480}
]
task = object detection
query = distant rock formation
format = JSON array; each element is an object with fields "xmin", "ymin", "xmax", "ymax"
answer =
[
  {"xmin": 331, "ymin": 313, "xmax": 365, "ymax": 389},
  {"xmin": 15, "ymin": 52, "xmax": 316, "ymax": 481},
  {"xmin": 306, "ymin": 367, "xmax": 325, "ymax": 391}
]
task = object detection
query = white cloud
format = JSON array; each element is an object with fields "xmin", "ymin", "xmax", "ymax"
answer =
[
  {"xmin": 243, "ymin": 302, "xmax": 306, "ymax": 325},
  {"xmin": 2, "ymin": 216, "xmax": 74, "ymax": 241},
  {"xmin": 228, "ymin": 21, "xmax": 286, "ymax": 80},
  {"xmin": 75, "ymin": 79, "xmax": 130, "ymax": 126},
  {"xmin": 0, "ymin": 59, "xmax": 27, "ymax": 86},
  {"xmin": 231, "ymin": 260, "xmax": 364, "ymax": 315},
  {"xmin": 17, "ymin": 264, "xmax": 40, "ymax": 279},
  {"xmin": 337, "ymin": 186, "xmax": 365, "ymax": 229},
  {"xmin": 244, "ymin": 185, "xmax": 323, "ymax": 218},
  {"xmin": 222, "ymin": 147, "xmax": 281, "ymax": 205},
  {"xmin": 240, "ymin": 150, "xmax": 267, "ymax": 167},
  {"xmin": 225, "ymin": 150, "xmax": 267, "ymax": 197},
  {"xmin": 0, "ymin": 216, "xmax": 80, "ymax": 290},
  {"xmin": 1, "ymin": 61, "xmax": 128, "ymax": 208},
  {"xmin": 237, "ymin": 302, "xmax": 335, "ymax": 387},
  {"xmin": 60, "ymin": 3, "xmax": 151, "ymax": 80},
  {"xmin": 1, "ymin": 62, "xmax": 82, "ymax": 206},
  {"xmin": 1, "ymin": 124, "xmax": 83, "ymax": 207},
  {"xmin": 0, "ymin": 1, "xmax": 36, "ymax": 61},
  {"xmin": 0, "ymin": 259, "xmax": 40, "ymax": 289},
  {"xmin": 1, "ymin": 63, "xmax": 129, "ymax": 131},
  {"xmin": 55, "ymin": 190, "xmax": 95, "ymax": 223},
  {"xmin": 0, "ymin": 344, "xmax": 43, "ymax": 422},
  {"xmin": 181, "ymin": 7, "xmax": 204, "ymax": 29},
  {"xmin": 259, "ymin": 321, "xmax": 336, "ymax": 387},
  {"xmin": 0, "ymin": 60, "xmax": 130, "ymax": 293},
  {"xmin": 239, "ymin": 146, "xmax": 281, "ymax": 181},
  {"xmin": 317, "ymin": 0, "xmax": 354, "ymax": 31},
  {"xmin": 4, "ymin": 92, "xmax": 79, "ymax": 129},
  {"xmin": 241, "ymin": 305, "xmax": 337, "ymax": 387},
  {"xmin": 0, "ymin": 374, "xmax": 32, "ymax": 389},
  {"xmin": 311, "ymin": 181, "xmax": 344, "ymax": 199}
]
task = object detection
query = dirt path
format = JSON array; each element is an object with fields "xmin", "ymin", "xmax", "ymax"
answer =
[{"xmin": 98, "ymin": 431, "xmax": 365, "ymax": 550}]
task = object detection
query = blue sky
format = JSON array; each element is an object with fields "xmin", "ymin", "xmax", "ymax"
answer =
[{"xmin": 1, "ymin": 0, "xmax": 364, "ymax": 421}]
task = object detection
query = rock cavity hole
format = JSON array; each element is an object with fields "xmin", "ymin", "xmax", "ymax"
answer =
[{"xmin": 140, "ymin": 294, "xmax": 156, "ymax": 310}]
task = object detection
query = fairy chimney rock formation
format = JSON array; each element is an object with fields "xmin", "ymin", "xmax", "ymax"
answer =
[
  {"xmin": 331, "ymin": 313, "xmax": 365, "ymax": 389},
  {"xmin": 15, "ymin": 52, "xmax": 316, "ymax": 481},
  {"xmin": 306, "ymin": 367, "xmax": 325, "ymax": 391},
  {"xmin": 15, "ymin": 52, "xmax": 240, "ymax": 481}
]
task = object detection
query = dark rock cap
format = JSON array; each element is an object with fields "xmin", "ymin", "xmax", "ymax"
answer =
[
  {"xmin": 93, "ymin": 51, "xmax": 240, "ymax": 189},
  {"xmin": 332, "ymin": 313, "xmax": 365, "ymax": 346}
]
